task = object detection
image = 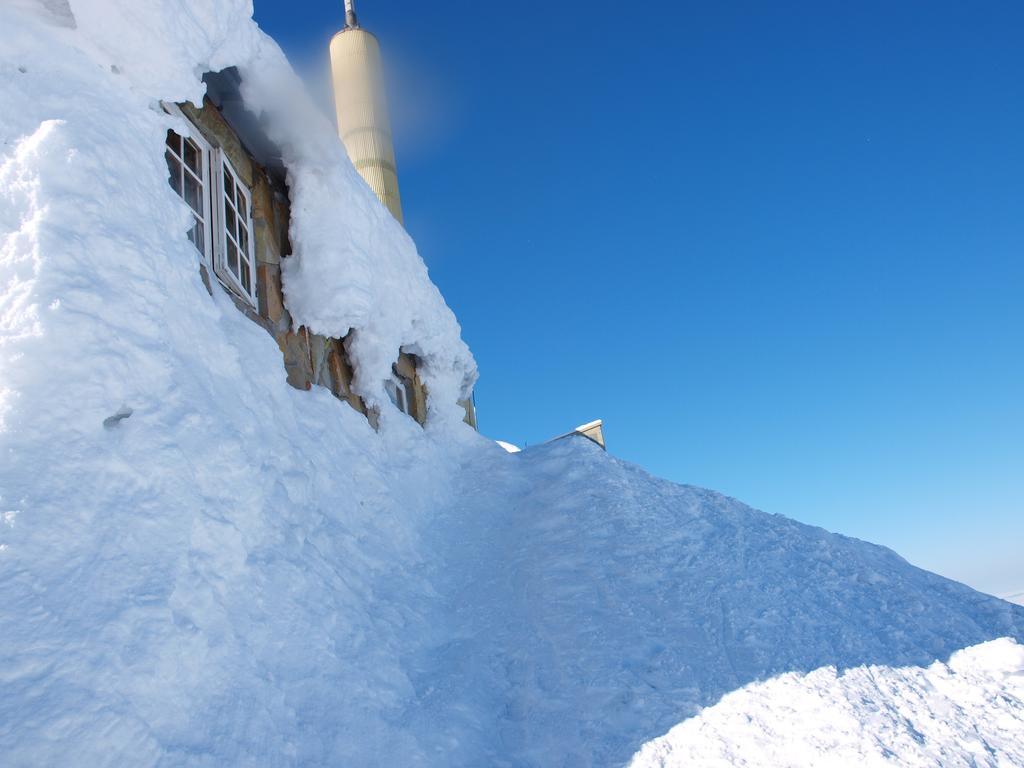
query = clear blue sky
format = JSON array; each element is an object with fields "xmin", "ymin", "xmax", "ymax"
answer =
[{"xmin": 253, "ymin": 1, "xmax": 1023, "ymax": 598}]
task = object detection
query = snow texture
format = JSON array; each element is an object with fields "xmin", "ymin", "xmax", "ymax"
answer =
[
  {"xmin": 409, "ymin": 439, "xmax": 1024, "ymax": 766},
  {"xmin": 1, "ymin": 1, "xmax": 1023, "ymax": 767},
  {"xmin": 629, "ymin": 638, "xmax": 1024, "ymax": 768}
]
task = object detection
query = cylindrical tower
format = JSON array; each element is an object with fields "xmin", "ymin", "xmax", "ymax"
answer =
[{"xmin": 330, "ymin": 1, "xmax": 404, "ymax": 224}]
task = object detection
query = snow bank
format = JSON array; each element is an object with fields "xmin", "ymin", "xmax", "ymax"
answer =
[
  {"xmin": 629, "ymin": 638, "xmax": 1024, "ymax": 768},
  {"xmin": 405, "ymin": 438, "xmax": 1024, "ymax": 766},
  {"xmin": 1, "ymin": 1, "xmax": 1023, "ymax": 767}
]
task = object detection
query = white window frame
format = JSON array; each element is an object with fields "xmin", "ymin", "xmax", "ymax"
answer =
[
  {"xmin": 164, "ymin": 120, "xmax": 214, "ymax": 265},
  {"xmin": 215, "ymin": 152, "xmax": 258, "ymax": 308},
  {"xmin": 162, "ymin": 103, "xmax": 258, "ymax": 310},
  {"xmin": 385, "ymin": 373, "xmax": 413, "ymax": 416}
]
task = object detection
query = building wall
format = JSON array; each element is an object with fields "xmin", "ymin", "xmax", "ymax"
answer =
[{"xmin": 179, "ymin": 99, "xmax": 437, "ymax": 427}]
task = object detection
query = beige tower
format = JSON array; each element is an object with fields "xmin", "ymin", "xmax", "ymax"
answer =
[{"xmin": 330, "ymin": 0, "xmax": 404, "ymax": 224}]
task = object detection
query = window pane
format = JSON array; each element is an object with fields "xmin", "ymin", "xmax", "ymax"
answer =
[
  {"xmin": 403, "ymin": 382, "xmax": 413, "ymax": 415},
  {"xmin": 184, "ymin": 173, "xmax": 202, "ymax": 215},
  {"xmin": 227, "ymin": 240, "xmax": 239, "ymax": 276},
  {"xmin": 386, "ymin": 378, "xmax": 411, "ymax": 414},
  {"xmin": 237, "ymin": 222, "xmax": 248, "ymax": 257},
  {"xmin": 225, "ymin": 205, "xmax": 237, "ymax": 241},
  {"xmin": 215, "ymin": 161, "xmax": 256, "ymax": 305},
  {"xmin": 165, "ymin": 152, "xmax": 182, "ymax": 195},
  {"xmin": 189, "ymin": 218, "xmax": 204, "ymax": 251},
  {"xmin": 183, "ymin": 138, "xmax": 201, "ymax": 176},
  {"xmin": 223, "ymin": 164, "xmax": 235, "ymax": 204},
  {"xmin": 166, "ymin": 129, "xmax": 209, "ymax": 259}
]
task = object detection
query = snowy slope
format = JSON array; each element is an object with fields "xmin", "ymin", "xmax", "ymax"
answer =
[
  {"xmin": 398, "ymin": 439, "xmax": 1024, "ymax": 766},
  {"xmin": 2, "ymin": 2, "xmax": 1023, "ymax": 767},
  {"xmin": 0, "ymin": 2, "xmax": 477, "ymax": 765},
  {"xmin": 629, "ymin": 638, "xmax": 1024, "ymax": 768}
]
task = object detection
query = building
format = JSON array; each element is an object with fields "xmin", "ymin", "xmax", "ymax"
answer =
[{"xmin": 160, "ymin": 1, "xmax": 479, "ymax": 429}]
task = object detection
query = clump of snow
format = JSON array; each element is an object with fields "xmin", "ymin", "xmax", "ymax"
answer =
[
  {"xmin": 1, "ymin": 2, "xmax": 1023, "ymax": 767},
  {"xmin": 496, "ymin": 439, "xmax": 521, "ymax": 453},
  {"xmin": 629, "ymin": 638, "xmax": 1024, "ymax": 768}
]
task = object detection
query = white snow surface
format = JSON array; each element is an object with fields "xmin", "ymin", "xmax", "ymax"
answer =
[
  {"xmin": 2, "ymin": 2, "xmax": 1024, "ymax": 767},
  {"xmin": 629, "ymin": 638, "xmax": 1024, "ymax": 768}
]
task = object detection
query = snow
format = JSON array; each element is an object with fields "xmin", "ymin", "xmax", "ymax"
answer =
[
  {"xmin": 1, "ymin": 1, "xmax": 1023, "ymax": 766},
  {"xmin": 496, "ymin": 440, "xmax": 522, "ymax": 453},
  {"xmin": 405, "ymin": 438, "xmax": 1023, "ymax": 766},
  {"xmin": 629, "ymin": 638, "xmax": 1024, "ymax": 768}
]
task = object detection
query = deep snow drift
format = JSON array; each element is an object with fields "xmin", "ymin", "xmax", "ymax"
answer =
[
  {"xmin": 629, "ymin": 638, "xmax": 1024, "ymax": 767},
  {"xmin": 1, "ymin": 1, "xmax": 1023, "ymax": 767},
  {"xmin": 413, "ymin": 439, "xmax": 1023, "ymax": 766}
]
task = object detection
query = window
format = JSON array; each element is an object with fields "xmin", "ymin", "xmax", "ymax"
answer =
[
  {"xmin": 164, "ymin": 111, "xmax": 257, "ymax": 309},
  {"xmin": 218, "ymin": 157, "xmax": 257, "ymax": 304},
  {"xmin": 385, "ymin": 373, "xmax": 414, "ymax": 416},
  {"xmin": 165, "ymin": 130, "xmax": 211, "ymax": 258}
]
